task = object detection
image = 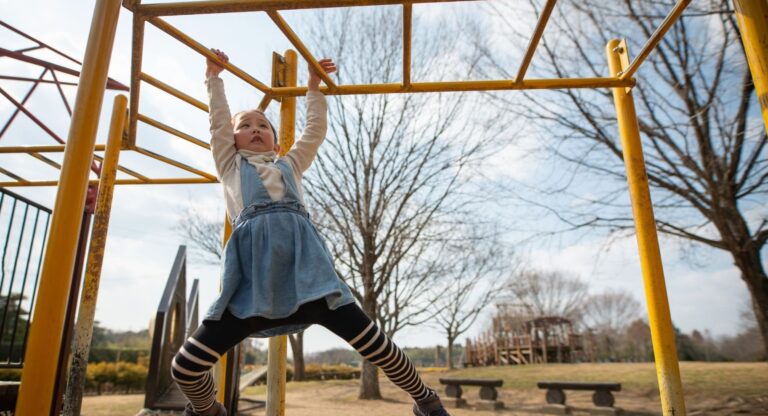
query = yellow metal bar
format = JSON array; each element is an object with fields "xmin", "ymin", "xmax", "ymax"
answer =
[
  {"xmin": 733, "ymin": 0, "xmax": 768, "ymax": 131},
  {"xmin": 403, "ymin": 2, "xmax": 412, "ymax": 87},
  {"xmin": 128, "ymin": 13, "xmax": 145, "ymax": 148},
  {"xmin": 62, "ymin": 95, "xmax": 127, "ymax": 415},
  {"xmin": 278, "ymin": 50, "xmax": 298, "ymax": 154},
  {"xmin": 136, "ymin": 0, "xmax": 476, "ymax": 17},
  {"xmin": 16, "ymin": 1, "xmax": 122, "ymax": 414},
  {"xmin": 133, "ymin": 146, "xmax": 218, "ymax": 179},
  {"xmin": 619, "ymin": 0, "xmax": 691, "ymax": 80},
  {"xmin": 264, "ymin": 48, "xmax": 297, "ymax": 416},
  {"xmin": 140, "ymin": 72, "xmax": 209, "ymax": 112},
  {"xmin": 607, "ymin": 39, "xmax": 686, "ymax": 416},
  {"xmin": 258, "ymin": 95, "xmax": 274, "ymax": 112},
  {"xmin": 138, "ymin": 113, "xmax": 211, "ymax": 149},
  {"xmin": 0, "ymin": 167, "xmax": 25, "ymax": 182},
  {"xmin": 29, "ymin": 153, "xmax": 62, "ymax": 169},
  {"xmin": 515, "ymin": 0, "xmax": 557, "ymax": 83},
  {"xmin": 148, "ymin": 17, "xmax": 273, "ymax": 95},
  {"xmin": 266, "ymin": 336, "xmax": 288, "ymax": 416},
  {"xmin": 217, "ymin": 218, "xmax": 233, "ymax": 405},
  {"xmin": 267, "ymin": 11, "xmax": 336, "ymax": 89},
  {"xmin": 0, "ymin": 145, "xmax": 107, "ymax": 153},
  {"xmin": 271, "ymin": 76, "xmax": 635, "ymax": 96},
  {"xmin": 0, "ymin": 177, "xmax": 217, "ymax": 187},
  {"xmin": 92, "ymin": 154, "xmax": 151, "ymax": 182}
]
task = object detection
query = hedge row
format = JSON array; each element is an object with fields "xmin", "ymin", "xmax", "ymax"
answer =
[
  {"xmin": 0, "ymin": 362, "xmax": 147, "ymax": 395},
  {"xmin": 286, "ymin": 363, "xmax": 361, "ymax": 381},
  {"xmin": 86, "ymin": 361, "xmax": 147, "ymax": 394}
]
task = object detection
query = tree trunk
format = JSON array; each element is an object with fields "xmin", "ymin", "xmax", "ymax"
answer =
[
  {"xmin": 358, "ymin": 294, "xmax": 382, "ymax": 399},
  {"xmin": 358, "ymin": 360, "xmax": 382, "ymax": 399},
  {"xmin": 288, "ymin": 331, "xmax": 305, "ymax": 381},
  {"xmin": 731, "ymin": 244, "xmax": 768, "ymax": 358},
  {"xmin": 446, "ymin": 338, "xmax": 455, "ymax": 370},
  {"xmin": 714, "ymin": 200, "xmax": 768, "ymax": 358}
]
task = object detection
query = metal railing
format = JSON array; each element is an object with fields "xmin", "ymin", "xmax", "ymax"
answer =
[{"xmin": 0, "ymin": 188, "xmax": 50, "ymax": 368}]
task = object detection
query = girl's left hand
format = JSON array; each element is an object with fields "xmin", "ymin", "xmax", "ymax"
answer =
[{"xmin": 308, "ymin": 58, "xmax": 337, "ymax": 91}]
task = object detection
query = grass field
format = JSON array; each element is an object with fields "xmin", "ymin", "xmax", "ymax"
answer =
[{"xmin": 81, "ymin": 362, "xmax": 768, "ymax": 415}]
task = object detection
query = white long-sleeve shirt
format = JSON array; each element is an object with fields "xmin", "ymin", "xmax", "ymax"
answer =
[{"xmin": 207, "ymin": 76, "xmax": 328, "ymax": 222}]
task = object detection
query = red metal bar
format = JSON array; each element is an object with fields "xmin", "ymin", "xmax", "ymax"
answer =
[
  {"xmin": 50, "ymin": 71, "xmax": 73, "ymax": 115},
  {"xmin": 1, "ymin": 20, "xmax": 82, "ymax": 66},
  {"xmin": 0, "ymin": 69, "xmax": 47, "ymax": 138},
  {"xmin": 0, "ymin": 87, "xmax": 101, "ymax": 174},
  {"xmin": 0, "ymin": 76, "xmax": 77, "ymax": 86},
  {"xmin": 0, "ymin": 87, "xmax": 64, "ymax": 143},
  {"xmin": 0, "ymin": 47, "xmax": 129, "ymax": 91}
]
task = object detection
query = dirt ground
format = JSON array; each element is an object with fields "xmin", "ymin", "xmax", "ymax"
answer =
[
  {"xmin": 82, "ymin": 362, "xmax": 768, "ymax": 416},
  {"xmin": 81, "ymin": 380, "xmax": 768, "ymax": 416}
]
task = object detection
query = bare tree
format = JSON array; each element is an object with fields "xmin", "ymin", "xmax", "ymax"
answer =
[
  {"xmin": 582, "ymin": 289, "xmax": 642, "ymax": 360},
  {"xmin": 430, "ymin": 237, "xmax": 508, "ymax": 369},
  {"xmin": 481, "ymin": 0, "xmax": 768, "ymax": 355},
  {"xmin": 302, "ymin": 8, "xmax": 502, "ymax": 399},
  {"xmin": 176, "ymin": 207, "xmax": 223, "ymax": 264},
  {"xmin": 505, "ymin": 269, "xmax": 589, "ymax": 320},
  {"xmin": 582, "ymin": 289, "xmax": 642, "ymax": 332},
  {"xmin": 624, "ymin": 319, "xmax": 653, "ymax": 362}
]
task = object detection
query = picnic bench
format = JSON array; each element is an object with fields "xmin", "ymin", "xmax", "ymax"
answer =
[
  {"xmin": 439, "ymin": 378, "xmax": 504, "ymax": 410},
  {"xmin": 536, "ymin": 381, "xmax": 622, "ymax": 407}
]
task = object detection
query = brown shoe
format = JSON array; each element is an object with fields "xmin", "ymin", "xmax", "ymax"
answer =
[{"xmin": 413, "ymin": 391, "xmax": 450, "ymax": 416}]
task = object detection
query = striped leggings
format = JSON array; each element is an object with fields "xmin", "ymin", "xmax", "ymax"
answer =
[{"xmin": 171, "ymin": 299, "xmax": 433, "ymax": 414}]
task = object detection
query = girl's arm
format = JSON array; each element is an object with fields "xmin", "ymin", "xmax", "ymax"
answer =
[
  {"xmin": 285, "ymin": 59, "xmax": 336, "ymax": 174},
  {"xmin": 206, "ymin": 49, "xmax": 237, "ymax": 177}
]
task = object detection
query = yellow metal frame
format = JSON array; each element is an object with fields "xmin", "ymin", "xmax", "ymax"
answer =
[{"xmin": 16, "ymin": 0, "xmax": 768, "ymax": 414}]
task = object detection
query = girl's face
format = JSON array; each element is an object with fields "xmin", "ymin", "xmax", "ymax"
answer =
[{"xmin": 233, "ymin": 111, "xmax": 279, "ymax": 153}]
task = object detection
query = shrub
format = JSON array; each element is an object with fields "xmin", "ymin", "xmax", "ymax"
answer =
[
  {"xmin": 86, "ymin": 361, "xmax": 148, "ymax": 394},
  {"xmin": 0, "ymin": 368, "xmax": 21, "ymax": 381},
  {"xmin": 286, "ymin": 363, "xmax": 360, "ymax": 381}
]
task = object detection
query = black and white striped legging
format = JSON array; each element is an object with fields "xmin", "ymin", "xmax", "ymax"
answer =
[{"xmin": 171, "ymin": 298, "xmax": 433, "ymax": 414}]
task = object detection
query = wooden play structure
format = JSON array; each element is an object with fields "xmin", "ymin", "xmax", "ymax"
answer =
[
  {"xmin": 2, "ymin": 0, "xmax": 768, "ymax": 415},
  {"xmin": 464, "ymin": 304, "xmax": 586, "ymax": 367}
]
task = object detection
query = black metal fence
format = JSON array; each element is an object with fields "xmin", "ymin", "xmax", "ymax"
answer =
[{"xmin": 0, "ymin": 188, "xmax": 51, "ymax": 368}]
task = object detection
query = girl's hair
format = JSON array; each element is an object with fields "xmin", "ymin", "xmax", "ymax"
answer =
[{"xmin": 231, "ymin": 109, "xmax": 278, "ymax": 140}]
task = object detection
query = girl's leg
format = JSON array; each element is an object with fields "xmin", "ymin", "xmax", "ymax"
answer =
[
  {"xmin": 171, "ymin": 307, "xmax": 317, "ymax": 414},
  {"xmin": 311, "ymin": 302, "xmax": 434, "ymax": 402},
  {"xmin": 170, "ymin": 310, "xmax": 253, "ymax": 414}
]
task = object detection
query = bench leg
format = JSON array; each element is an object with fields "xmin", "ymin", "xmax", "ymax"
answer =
[
  {"xmin": 444, "ymin": 384, "xmax": 462, "ymax": 399},
  {"xmin": 479, "ymin": 386, "xmax": 498, "ymax": 401},
  {"xmin": 592, "ymin": 390, "xmax": 615, "ymax": 407},
  {"xmin": 442, "ymin": 385, "xmax": 466, "ymax": 408},
  {"xmin": 545, "ymin": 388, "xmax": 566, "ymax": 405}
]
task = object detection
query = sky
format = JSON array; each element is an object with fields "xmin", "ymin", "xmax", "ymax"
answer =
[{"xmin": 0, "ymin": 0, "xmax": 763, "ymax": 355}]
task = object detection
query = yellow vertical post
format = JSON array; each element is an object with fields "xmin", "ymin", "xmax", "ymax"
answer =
[
  {"xmin": 16, "ymin": 1, "xmax": 122, "ymax": 414},
  {"xmin": 266, "ymin": 49, "xmax": 297, "ymax": 416},
  {"xmin": 733, "ymin": 0, "xmax": 768, "ymax": 131},
  {"xmin": 62, "ymin": 95, "xmax": 128, "ymax": 416},
  {"xmin": 217, "ymin": 219, "xmax": 233, "ymax": 405},
  {"xmin": 277, "ymin": 50, "xmax": 298, "ymax": 156},
  {"xmin": 606, "ymin": 39, "xmax": 686, "ymax": 416}
]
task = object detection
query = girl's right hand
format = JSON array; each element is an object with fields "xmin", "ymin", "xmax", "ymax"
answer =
[{"xmin": 206, "ymin": 48, "xmax": 228, "ymax": 78}]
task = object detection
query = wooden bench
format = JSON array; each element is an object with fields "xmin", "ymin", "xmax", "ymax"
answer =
[
  {"xmin": 537, "ymin": 381, "xmax": 622, "ymax": 408},
  {"xmin": 439, "ymin": 378, "xmax": 504, "ymax": 410}
]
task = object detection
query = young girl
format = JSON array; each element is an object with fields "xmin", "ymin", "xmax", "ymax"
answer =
[{"xmin": 169, "ymin": 49, "xmax": 450, "ymax": 416}]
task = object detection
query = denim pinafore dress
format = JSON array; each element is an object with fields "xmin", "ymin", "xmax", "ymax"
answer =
[{"xmin": 204, "ymin": 158, "xmax": 355, "ymax": 337}]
